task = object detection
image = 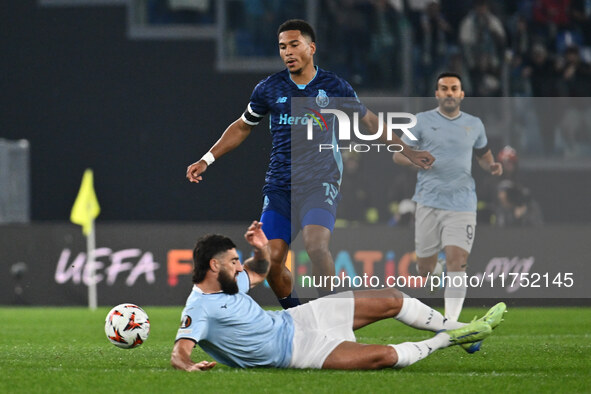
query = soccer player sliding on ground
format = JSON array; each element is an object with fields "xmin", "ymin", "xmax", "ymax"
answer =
[{"xmin": 170, "ymin": 221, "xmax": 506, "ymax": 371}]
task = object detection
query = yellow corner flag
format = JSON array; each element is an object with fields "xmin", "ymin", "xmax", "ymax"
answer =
[{"xmin": 70, "ymin": 169, "xmax": 101, "ymax": 235}]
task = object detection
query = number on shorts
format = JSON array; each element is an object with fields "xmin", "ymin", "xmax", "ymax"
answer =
[
  {"xmin": 322, "ymin": 182, "xmax": 338, "ymax": 206},
  {"xmin": 466, "ymin": 224, "xmax": 474, "ymax": 240}
]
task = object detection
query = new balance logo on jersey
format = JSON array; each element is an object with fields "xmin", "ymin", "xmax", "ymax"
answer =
[{"xmin": 276, "ymin": 97, "xmax": 288, "ymax": 103}]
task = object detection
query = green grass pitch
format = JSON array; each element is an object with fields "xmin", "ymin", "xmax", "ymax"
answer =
[{"xmin": 1, "ymin": 305, "xmax": 590, "ymax": 393}]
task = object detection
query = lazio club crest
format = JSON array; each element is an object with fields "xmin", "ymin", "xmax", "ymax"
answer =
[{"xmin": 316, "ymin": 89, "xmax": 329, "ymax": 108}]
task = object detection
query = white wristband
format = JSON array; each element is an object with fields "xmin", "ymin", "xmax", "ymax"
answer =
[{"xmin": 200, "ymin": 152, "xmax": 215, "ymax": 166}]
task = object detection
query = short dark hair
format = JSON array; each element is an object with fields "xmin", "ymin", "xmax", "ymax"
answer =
[
  {"xmin": 277, "ymin": 19, "xmax": 316, "ymax": 43},
  {"xmin": 435, "ymin": 72, "xmax": 462, "ymax": 90},
  {"xmin": 192, "ymin": 234, "xmax": 236, "ymax": 284}
]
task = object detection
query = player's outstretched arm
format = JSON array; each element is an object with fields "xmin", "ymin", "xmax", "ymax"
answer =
[
  {"xmin": 361, "ymin": 110, "xmax": 434, "ymax": 170},
  {"xmin": 476, "ymin": 149, "xmax": 503, "ymax": 176},
  {"xmin": 186, "ymin": 118, "xmax": 254, "ymax": 184},
  {"xmin": 243, "ymin": 221, "xmax": 271, "ymax": 288},
  {"xmin": 171, "ymin": 339, "xmax": 217, "ymax": 372}
]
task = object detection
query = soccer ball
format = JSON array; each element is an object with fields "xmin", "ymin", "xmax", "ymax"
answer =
[{"xmin": 104, "ymin": 303, "xmax": 150, "ymax": 349}]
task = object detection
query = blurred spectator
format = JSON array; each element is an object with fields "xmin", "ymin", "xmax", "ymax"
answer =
[
  {"xmin": 571, "ymin": 0, "xmax": 591, "ymax": 45},
  {"xmin": 471, "ymin": 52, "xmax": 503, "ymax": 96},
  {"xmin": 497, "ymin": 146, "xmax": 520, "ymax": 180},
  {"xmin": 240, "ymin": 0, "xmax": 284, "ymax": 56},
  {"xmin": 508, "ymin": 51, "xmax": 532, "ymax": 96},
  {"xmin": 478, "ymin": 145, "xmax": 522, "ymax": 223},
  {"xmin": 367, "ymin": 0, "xmax": 403, "ymax": 89},
  {"xmin": 495, "ymin": 180, "xmax": 544, "ymax": 226},
  {"xmin": 406, "ymin": 0, "xmax": 435, "ymax": 36},
  {"xmin": 414, "ymin": 0, "xmax": 453, "ymax": 95},
  {"xmin": 444, "ymin": 47, "xmax": 474, "ymax": 94},
  {"xmin": 524, "ymin": 43, "xmax": 559, "ymax": 96},
  {"xmin": 531, "ymin": 0, "xmax": 572, "ymax": 51},
  {"xmin": 555, "ymin": 45, "xmax": 591, "ymax": 96},
  {"xmin": 439, "ymin": 0, "xmax": 474, "ymax": 41},
  {"xmin": 555, "ymin": 98, "xmax": 591, "ymax": 156},
  {"xmin": 323, "ymin": 0, "xmax": 373, "ymax": 86},
  {"xmin": 509, "ymin": 15, "xmax": 532, "ymax": 58},
  {"xmin": 523, "ymin": 44, "xmax": 560, "ymax": 154},
  {"xmin": 459, "ymin": 0, "xmax": 506, "ymax": 96}
]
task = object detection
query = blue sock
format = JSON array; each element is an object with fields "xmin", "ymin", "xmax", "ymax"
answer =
[{"xmin": 278, "ymin": 289, "xmax": 300, "ymax": 309}]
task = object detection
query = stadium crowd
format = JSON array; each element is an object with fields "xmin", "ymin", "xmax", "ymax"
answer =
[{"xmin": 146, "ymin": 0, "xmax": 591, "ymax": 98}]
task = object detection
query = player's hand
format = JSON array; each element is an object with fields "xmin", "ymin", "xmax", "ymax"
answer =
[
  {"xmin": 244, "ymin": 221, "xmax": 268, "ymax": 251},
  {"xmin": 187, "ymin": 360, "xmax": 217, "ymax": 372},
  {"xmin": 186, "ymin": 160, "xmax": 208, "ymax": 184},
  {"xmin": 490, "ymin": 162, "xmax": 503, "ymax": 176},
  {"xmin": 406, "ymin": 149, "xmax": 435, "ymax": 170}
]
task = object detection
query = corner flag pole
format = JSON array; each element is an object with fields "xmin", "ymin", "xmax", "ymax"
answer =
[
  {"xmin": 70, "ymin": 169, "xmax": 101, "ymax": 310},
  {"xmin": 87, "ymin": 220, "xmax": 97, "ymax": 310}
]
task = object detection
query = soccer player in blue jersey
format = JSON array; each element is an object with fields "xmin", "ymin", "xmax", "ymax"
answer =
[
  {"xmin": 170, "ymin": 221, "xmax": 505, "ymax": 371},
  {"xmin": 186, "ymin": 19, "xmax": 434, "ymax": 309},
  {"xmin": 394, "ymin": 72, "xmax": 503, "ymax": 331}
]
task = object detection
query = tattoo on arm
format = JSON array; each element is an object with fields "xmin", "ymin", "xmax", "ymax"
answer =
[{"xmin": 245, "ymin": 258, "xmax": 269, "ymax": 275}]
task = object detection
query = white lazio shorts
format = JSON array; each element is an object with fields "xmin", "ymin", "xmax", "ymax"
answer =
[
  {"xmin": 415, "ymin": 203, "xmax": 477, "ymax": 257},
  {"xmin": 287, "ymin": 291, "xmax": 355, "ymax": 369}
]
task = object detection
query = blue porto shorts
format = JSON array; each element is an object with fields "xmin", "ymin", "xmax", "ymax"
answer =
[{"xmin": 260, "ymin": 184, "xmax": 341, "ymax": 244}]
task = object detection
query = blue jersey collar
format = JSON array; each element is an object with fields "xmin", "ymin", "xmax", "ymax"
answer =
[{"xmin": 287, "ymin": 66, "xmax": 319, "ymax": 89}]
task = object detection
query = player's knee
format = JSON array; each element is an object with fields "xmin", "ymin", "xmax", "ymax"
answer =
[
  {"xmin": 416, "ymin": 256, "xmax": 438, "ymax": 276},
  {"xmin": 417, "ymin": 265, "xmax": 432, "ymax": 277},
  {"xmin": 384, "ymin": 288, "xmax": 403, "ymax": 315},
  {"xmin": 269, "ymin": 248, "xmax": 287, "ymax": 267},
  {"xmin": 373, "ymin": 346, "xmax": 397, "ymax": 369},
  {"xmin": 304, "ymin": 241, "xmax": 330, "ymax": 261}
]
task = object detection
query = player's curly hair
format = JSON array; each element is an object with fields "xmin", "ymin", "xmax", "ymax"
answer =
[
  {"xmin": 277, "ymin": 19, "xmax": 316, "ymax": 43},
  {"xmin": 192, "ymin": 234, "xmax": 236, "ymax": 283}
]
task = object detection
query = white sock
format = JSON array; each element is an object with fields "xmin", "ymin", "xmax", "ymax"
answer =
[
  {"xmin": 395, "ymin": 294, "xmax": 464, "ymax": 331},
  {"xmin": 432, "ymin": 260, "xmax": 444, "ymax": 276},
  {"xmin": 444, "ymin": 271, "xmax": 467, "ymax": 321},
  {"xmin": 390, "ymin": 332, "xmax": 450, "ymax": 368}
]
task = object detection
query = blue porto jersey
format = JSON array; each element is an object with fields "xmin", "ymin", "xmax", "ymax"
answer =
[
  {"xmin": 241, "ymin": 67, "xmax": 367, "ymax": 193},
  {"xmin": 401, "ymin": 108, "xmax": 488, "ymax": 212},
  {"xmin": 175, "ymin": 270, "xmax": 294, "ymax": 368}
]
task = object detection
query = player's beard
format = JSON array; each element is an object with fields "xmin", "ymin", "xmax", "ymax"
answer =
[
  {"xmin": 438, "ymin": 97, "xmax": 461, "ymax": 113},
  {"xmin": 218, "ymin": 268, "xmax": 239, "ymax": 295}
]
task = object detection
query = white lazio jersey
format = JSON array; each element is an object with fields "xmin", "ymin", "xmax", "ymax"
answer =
[
  {"xmin": 175, "ymin": 270, "xmax": 294, "ymax": 368},
  {"xmin": 402, "ymin": 108, "xmax": 487, "ymax": 212}
]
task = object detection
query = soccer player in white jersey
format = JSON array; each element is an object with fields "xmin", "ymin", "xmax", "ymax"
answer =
[
  {"xmin": 170, "ymin": 221, "xmax": 506, "ymax": 371},
  {"xmin": 394, "ymin": 72, "xmax": 503, "ymax": 339}
]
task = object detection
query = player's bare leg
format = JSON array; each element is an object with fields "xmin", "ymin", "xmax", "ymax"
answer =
[
  {"xmin": 322, "ymin": 319, "xmax": 490, "ymax": 370},
  {"xmin": 302, "ymin": 224, "xmax": 336, "ymax": 296},
  {"xmin": 322, "ymin": 341, "xmax": 397, "ymax": 369},
  {"xmin": 322, "ymin": 288, "xmax": 475, "ymax": 370},
  {"xmin": 443, "ymin": 245, "xmax": 469, "ymax": 321},
  {"xmin": 416, "ymin": 254, "xmax": 438, "ymax": 277},
  {"xmin": 265, "ymin": 239, "xmax": 294, "ymax": 298}
]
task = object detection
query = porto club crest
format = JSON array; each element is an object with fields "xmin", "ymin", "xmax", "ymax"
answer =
[{"xmin": 316, "ymin": 89, "xmax": 329, "ymax": 108}]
